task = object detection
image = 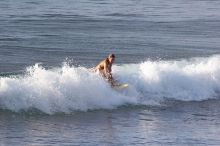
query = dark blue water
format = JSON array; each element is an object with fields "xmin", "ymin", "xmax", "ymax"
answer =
[{"xmin": 1, "ymin": 0, "xmax": 220, "ymax": 145}]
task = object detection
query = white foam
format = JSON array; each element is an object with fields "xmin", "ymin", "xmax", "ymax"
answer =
[
  {"xmin": 114, "ymin": 55, "xmax": 220, "ymax": 102},
  {"xmin": 0, "ymin": 64, "xmax": 137, "ymax": 114},
  {"xmin": 1, "ymin": 55, "xmax": 220, "ymax": 113}
]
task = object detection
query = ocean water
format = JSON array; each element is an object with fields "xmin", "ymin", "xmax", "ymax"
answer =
[{"xmin": 1, "ymin": 0, "xmax": 220, "ymax": 145}]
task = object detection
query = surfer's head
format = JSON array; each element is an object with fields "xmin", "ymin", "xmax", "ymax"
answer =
[{"xmin": 108, "ymin": 54, "xmax": 115, "ymax": 63}]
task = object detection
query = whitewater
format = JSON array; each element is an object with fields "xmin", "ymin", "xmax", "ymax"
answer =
[{"xmin": 0, "ymin": 55, "xmax": 219, "ymax": 114}]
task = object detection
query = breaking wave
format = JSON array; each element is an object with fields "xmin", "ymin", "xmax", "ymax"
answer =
[{"xmin": 1, "ymin": 55, "xmax": 220, "ymax": 114}]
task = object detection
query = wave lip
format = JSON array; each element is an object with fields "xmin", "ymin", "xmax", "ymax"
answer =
[{"xmin": 138, "ymin": 56, "xmax": 220, "ymax": 101}]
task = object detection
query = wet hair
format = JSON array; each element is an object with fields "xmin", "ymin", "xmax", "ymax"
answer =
[{"xmin": 109, "ymin": 54, "xmax": 115, "ymax": 58}]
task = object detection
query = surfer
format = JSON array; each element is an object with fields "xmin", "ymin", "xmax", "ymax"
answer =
[
  {"xmin": 94, "ymin": 54, "xmax": 115, "ymax": 85},
  {"xmin": 91, "ymin": 54, "xmax": 128, "ymax": 89}
]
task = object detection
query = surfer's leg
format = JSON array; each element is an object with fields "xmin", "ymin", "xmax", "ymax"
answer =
[{"xmin": 96, "ymin": 70, "xmax": 115, "ymax": 86}]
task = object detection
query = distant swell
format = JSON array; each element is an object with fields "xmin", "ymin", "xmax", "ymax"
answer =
[{"xmin": 1, "ymin": 55, "xmax": 220, "ymax": 114}]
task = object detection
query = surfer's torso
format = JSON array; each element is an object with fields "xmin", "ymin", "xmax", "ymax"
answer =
[{"xmin": 95, "ymin": 58, "xmax": 112, "ymax": 77}]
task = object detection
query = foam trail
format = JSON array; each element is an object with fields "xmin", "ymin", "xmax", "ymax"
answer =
[{"xmin": 1, "ymin": 55, "xmax": 220, "ymax": 113}]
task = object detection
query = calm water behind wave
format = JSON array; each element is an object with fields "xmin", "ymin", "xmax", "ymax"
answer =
[{"xmin": 1, "ymin": 0, "xmax": 220, "ymax": 73}]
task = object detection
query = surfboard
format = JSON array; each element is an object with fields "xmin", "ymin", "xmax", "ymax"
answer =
[{"xmin": 112, "ymin": 83, "xmax": 129, "ymax": 89}]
